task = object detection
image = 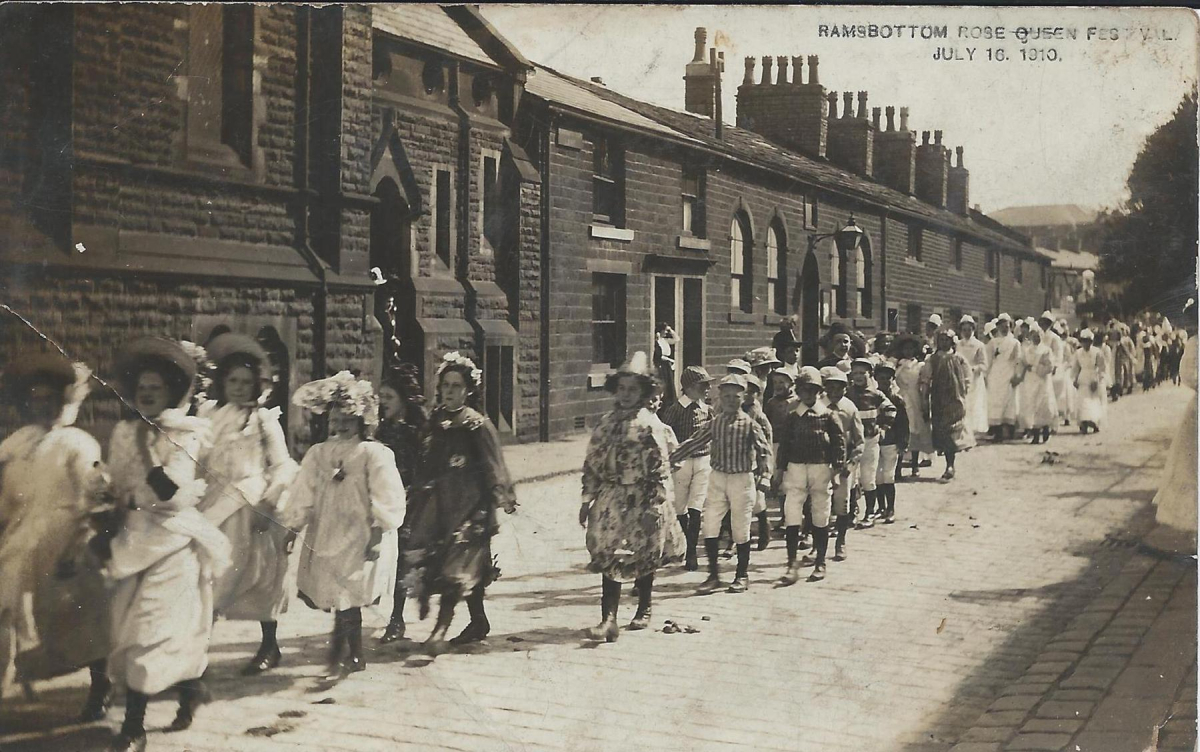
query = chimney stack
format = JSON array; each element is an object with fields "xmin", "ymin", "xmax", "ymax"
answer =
[
  {"xmin": 684, "ymin": 27, "xmax": 717, "ymax": 117},
  {"xmin": 828, "ymin": 90, "xmax": 839, "ymax": 119},
  {"xmin": 915, "ymin": 128, "xmax": 950, "ymax": 208},
  {"xmin": 873, "ymin": 104, "xmax": 916, "ymax": 194},
  {"xmin": 871, "ymin": 107, "xmax": 881, "ymax": 130},
  {"xmin": 736, "ymin": 52, "xmax": 828, "ymax": 157},
  {"xmin": 828, "ymin": 89, "xmax": 875, "ymax": 176},
  {"xmin": 947, "ymin": 145, "xmax": 970, "ymax": 215},
  {"xmin": 760, "ymin": 55, "xmax": 773, "ymax": 85}
]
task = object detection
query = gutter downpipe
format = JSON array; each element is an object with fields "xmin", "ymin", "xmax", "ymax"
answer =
[
  {"xmin": 538, "ymin": 110, "xmax": 553, "ymax": 442},
  {"xmin": 295, "ymin": 5, "xmax": 329, "ymax": 381}
]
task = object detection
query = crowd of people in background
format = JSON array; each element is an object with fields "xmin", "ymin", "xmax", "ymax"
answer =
[{"xmin": 0, "ymin": 301, "xmax": 1193, "ymax": 750}]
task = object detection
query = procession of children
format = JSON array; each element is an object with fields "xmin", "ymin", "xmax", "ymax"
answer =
[{"xmin": 0, "ymin": 303, "xmax": 1191, "ymax": 751}]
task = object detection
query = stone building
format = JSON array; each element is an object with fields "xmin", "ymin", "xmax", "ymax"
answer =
[
  {"xmin": 513, "ymin": 28, "xmax": 1050, "ymax": 439},
  {"xmin": 0, "ymin": 5, "xmax": 541, "ymax": 443}
]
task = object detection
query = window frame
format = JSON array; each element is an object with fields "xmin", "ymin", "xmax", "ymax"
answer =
[
  {"xmin": 681, "ymin": 165, "xmax": 706, "ymax": 238},
  {"xmin": 432, "ymin": 166, "xmax": 455, "ymax": 272},
  {"xmin": 1014, "ymin": 256, "xmax": 1024, "ymax": 285},
  {"xmin": 730, "ymin": 214, "xmax": 753, "ymax": 314},
  {"xmin": 591, "ymin": 272, "xmax": 627, "ymax": 369},
  {"xmin": 591, "ymin": 135, "xmax": 625, "ymax": 227},
  {"xmin": 183, "ymin": 4, "xmax": 257, "ymax": 172},
  {"xmin": 907, "ymin": 225, "xmax": 923, "ymax": 262},
  {"xmin": 766, "ymin": 223, "xmax": 787, "ymax": 316},
  {"xmin": 985, "ymin": 248, "xmax": 997, "ymax": 280},
  {"xmin": 952, "ymin": 238, "xmax": 964, "ymax": 272}
]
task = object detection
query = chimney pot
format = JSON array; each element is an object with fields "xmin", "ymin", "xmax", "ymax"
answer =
[
  {"xmin": 956, "ymin": 145, "xmax": 964, "ymax": 167},
  {"xmin": 776, "ymin": 56, "xmax": 789, "ymax": 85},
  {"xmin": 842, "ymin": 91, "xmax": 853, "ymax": 119},
  {"xmin": 718, "ymin": 50, "xmax": 724, "ymax": 72},
  {"xmin": 885, "ymin": 105, "xmax": 895, "ymax": 131},
  {"xmin": 742, "ymin": 57, "xmax": 756, "ymax": 86},
  {"xmin": 899, "ymin": 107, "xmax": 910, "ymax": 131},
  {"xmin": 857, "ymin": 91, "xmax": 868, "ymax": 119},
  {"xmin": 871, "ymin": 107, "xmax": 881, "ymax": 129},
  {"xmin": 760, "ymin": 56, "xmax": 774, "ymax": 85},
  {"xmin": 828, "ymin": 90, "xmax": 839, "ymax": 119},
  {"xmin": 692, "ymin": 28, "xmax": 707, "ymax": 63},
  {"xmin": 934, "ymin": 130, "xmax": 943, "ymax": 146},
  {"xmin": 921, "ymin": 130, "xmax": 930, "ymax": 145},
  {"xmin": 791, "ymin": 55, "xmax": 804, "ymax": 84},
  {"xmin": 807, "ymin": 55, "xmax": 820, "ymax": 84},
  {"xmin": 591, "ymin": 76, "xmax": 605, "ymax": 86}
]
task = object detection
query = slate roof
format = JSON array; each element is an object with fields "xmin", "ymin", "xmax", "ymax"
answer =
[
  {"xmin": 373, "ymin": 5, "xmax": 497, "ymax": 67},
  {"xmin": 1038, "ymin": 247, "xmax": 1100, "ymax": 271},
  {"xmin": 523, "ymin": 67, "xmax": 699, "ymax": 142},
  {"xmin": 989, "ymin": 204, "xmax": 1098, "ymax": 229},
  {"xmin": 528, "ymin": 64, "xmax": 1036, "ymax": 256}
]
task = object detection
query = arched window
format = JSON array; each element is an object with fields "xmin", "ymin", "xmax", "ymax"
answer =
[
  {"xmin": 857, "ymin": 241, "xmax": 873, "ymax": 318},
  {"xmin": 832, "ymin": 243, "xmax": 848, "ymax": 318},
  {"xmin": 767, "ymin": 220, "xmax": 787, "ymax": 316},
  {"xmin": 730, "ymin": 214, "xmax": 753, "ymax": 313}
]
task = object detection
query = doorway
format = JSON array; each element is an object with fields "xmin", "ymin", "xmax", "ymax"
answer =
[
  {"xmin": 652, "ymin": 275, "xmax": 704, "ymax": 396},
  {"xmin": 370, "ymin": 178, "xmax": 421, "ymax": 377},
  {"xmin": 796, "ymin": 251, "xmax": 821, "ymax": 366}
]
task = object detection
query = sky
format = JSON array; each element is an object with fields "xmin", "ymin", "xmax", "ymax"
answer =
[{"xmin": 480, "ymin": 5, "xmax": 1198, "ymax": 215}]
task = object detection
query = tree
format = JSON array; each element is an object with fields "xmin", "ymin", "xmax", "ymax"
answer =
[{"xmin": 1098, "ymin": 91, "xmax": 1198, "ymax": 315}]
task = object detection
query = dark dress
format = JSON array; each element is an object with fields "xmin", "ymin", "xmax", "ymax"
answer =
[
  {"xmin": 400, "ymin": 406, "xmax": 515, "ymax": 617},
  {"xmin": 375, "ymin": 402, "xmax": 427, "ymax": 593}
]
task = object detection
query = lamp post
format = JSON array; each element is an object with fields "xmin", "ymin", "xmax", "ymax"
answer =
[{"xmin": 802, "ymin": 216, "xmax": 864, "ymax": 363}]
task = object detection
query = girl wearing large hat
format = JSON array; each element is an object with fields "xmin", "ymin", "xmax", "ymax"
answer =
[
  {"xmin": 195, "ymin": 333, "xmax": 298, "ymax": 675},
  {"xmin": 0, "ymin": 352, "xmax": 113, "ymax": 722},
  {"xmin": 400, "ymin": 352, "xmax": 517, "ymax": 652},
  {"xmin": 105, "ymin": 337, "xmax": 231, "ymax": 752},
  {"xmin": 374, "ymin": 364, "xmax": 429, "ymax": 644},
  {"xmin": 280, "ymin": 371, "xmax": 406, "ymax": 678},
  {"xmin": 579, "ymin": 352, "xmax": 686, "ymax": 642}
]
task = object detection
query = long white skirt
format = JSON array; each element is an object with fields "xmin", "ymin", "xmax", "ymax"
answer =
[
  {"xmin": 966, "ymin": 373, "xmax": 989, "ymax": 433},
  {"xmin": 1076, "ymin": 380, "xmax": 1107, "ymax": 425},
  {"xmin": 108, "ymin": 545, "xmax": 213, "ymax": 695},
  {"xmin": 1154, "ymin": 394, "xmax": 1197, "ymax": 534}
]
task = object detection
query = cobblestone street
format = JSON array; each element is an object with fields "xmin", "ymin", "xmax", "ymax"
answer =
[{"xmin": 2, "ymin": 386, "xmax": 1193, "ymax": 752}]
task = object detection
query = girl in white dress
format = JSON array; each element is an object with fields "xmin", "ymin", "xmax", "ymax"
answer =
[
  {"xmin": 956, "ymin": 316, "xmax": 990, "ymax": 434},
  {"xmin": 106, "ymin": 338, "xmax": 231, "ymax": 752},
  {"xmin": 0, "ymin": 354, "xmax": 112, "ymax": 721},
  {"xmin": 197, "ymin": 333, "xmax": 298, "ymax": 676},
  {"xmin": 1019, "ymin": 327, "xmax": 1058, "ymax": 444},
  {"xmin": 1072, "ymin": 329, "xmax": 1108, "ymax": 433},
  {"xmin": 281, "ymin": 372, "xmax": 406, "ymax": 678}
]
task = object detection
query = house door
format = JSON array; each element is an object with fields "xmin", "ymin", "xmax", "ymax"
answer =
[
  {"xmin": 653, "ymin": 275, "xmax": 704, "ymax": 394},
  {"xmin": 796, "ymin": 251, "xmax": 821, "ymax": 366}
]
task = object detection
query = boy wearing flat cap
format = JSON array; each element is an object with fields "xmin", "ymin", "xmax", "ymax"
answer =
[
  {"xmin": 873, "ymin": 360, "xmax": 909, "ymax": 523},
  {"xmin": 819, "ymin": 366, "xmax": 864, "ymax": 563},
  {"xmin": 847, "ymin": 357, "xmax": 896, "ymax": 529},
  {"xmin": 773, "ymin": 367, "xmax": 844, "ymax": 584},
  {"xmin": 672, "ymin": 374, "xmax": 772, "ymax": 594},
  {"xmin": 658, "ymin": 366, "xmax": 714, "ymax": 570}
]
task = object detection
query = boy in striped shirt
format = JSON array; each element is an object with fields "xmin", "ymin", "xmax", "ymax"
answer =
[
  {"xmin": 658, "ymin": 366, "xmax": 713, "ymax": 571},
  {"xmin": 820, "ymin": 367, "xmax": 864, "ymax": 563},
  {"xmin": 672, "ymin": 374, "xmax": 772, "ymax": 594}
]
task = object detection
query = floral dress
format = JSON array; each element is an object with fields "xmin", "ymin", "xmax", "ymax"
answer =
[
  {"xmin": 921, "ymin": 350, "xmax": 976, "ymax": 454},
  {"xmin": 401, "ymin": 406, "xmax": 515, "ymax": 616},
  {"xmin": 582, "ymin": 406, "xmax": 686, "ymax": 582}
]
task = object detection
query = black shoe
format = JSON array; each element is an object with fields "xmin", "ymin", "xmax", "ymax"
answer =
[
  {"xmin": 627, "ymin": 610, "xmax": 652, "ymax": 631},
  {"xmin": 448, "ymin": 620, "xmax": 491, "ymax": 646},
  {"xmin": 726, "ymin": 576, "xmax": 749, "ymax": 593},
  {"xmin": 684, "ymin": 555, "xmax": 698, "ymax": 572},
  {"xmin": 167, "ymin": 683, "xmax": 210, "ymax": 732},
  {"xmin": 109, "ymin": 732, "xmax": 147, "ymax": 752},
  {"xmin": 696, "ymin": 575, "xmax": 724, "ymax": 594},
  {"xmin": 380, "ymin": 619, "xmax": 406, "ymax": 644},
  {"xmin": 808, "ymin": 563, "xmax": 827, "ymax": 582},
  {"xmin": 241, "ymin": 644, "xmax": 282, "ymax": 676}
]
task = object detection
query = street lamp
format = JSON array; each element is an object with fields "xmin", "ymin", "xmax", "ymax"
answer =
[{"xmin": 808, "ymin": 215, "xmax": 865, "ymax": 318}]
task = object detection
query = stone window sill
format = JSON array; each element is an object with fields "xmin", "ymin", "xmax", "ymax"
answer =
[
  {"xmin": 587, "ymin": 367, "xmax": 616, "ymax": 389},
  {"xmin": 676, "ymin": 234, "xmax": 711, "ymax": 252},
  {"xmin": 904, "ymin": 257, "xmax": 926, "ymax": 268},
  {"xmin": 590, "ymin": 224, "xmax": 635, "ymax": 242},
  {"xmin": 729, "ymin": 311, "xmax": 758, "ymax": 325}
]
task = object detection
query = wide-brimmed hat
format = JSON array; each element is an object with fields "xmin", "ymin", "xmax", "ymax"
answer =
[
  {"xmin": 2, "ymin": 351, "xmax": 77, "ymax": 398},
  {"xmin": 206, "ymin": 333, "xmax": 271, "ymax": 400},
  {"xmin": 744, "ymin": 374, "xmax": 764, "ymax": 394},
  {"xmin": 726, "ymin": 359, "xmax": 752, "ymax": 375},
  {"xmin": 717, "ymin": 374, "xmax": 747, "ymax": 392},
  {"xmin": 114, "ymin": 337, "xmax": 198, "ymax": 407},
  {"xmin": 874, "ymin": 359, "xmax": 898, "ymax": 376},
  {"xmin": 605, "ymin": 351, "xmax": 657, "ymax": 397},
  {"xmin": 292, "ymin": 370, "xmax": 380, "ymax": 429},
  {"xmin": 769, "ymin": 368, "xmax": 795, "ymax": 384},
  {"xmin": 850, "ymin": 356, "xmax": 875, "ymax": 372}
]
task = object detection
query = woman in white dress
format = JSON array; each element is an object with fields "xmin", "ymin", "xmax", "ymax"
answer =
[
  {"xmin": 1153, "ymin": 302, "xmax": 1197, "ymax": 541},
  {"xmin": 0, "ymin": 354, "xmax": 112, "ymax": 721},
  {"xmin": 1020, "ymin": 326, "xmax": 1058, "ymax": 444},
  {"xmin": 197, "ymin": 334, "xmax": 298, "ymax": 676},
  {"xmin": 957, "ymin": 316, "xmax": 990, "ymax": 434},
  {"xmin": 106, "ymin": 338, "xmax": 231, "ymax": 752},
  {"xmin": 1072, "ymin": 329, "xmax": 1108, "ymax": 433},
  {"xmin": 281, "ymin": 372, "xmax": 405, "ymax": 678},
  {"xmin": 987, "ymin": 315, "xmax": 1024, "ymax": 441},
  {"xmin": 894, "ymin": 334, "xmax": 934, "ymax": 475}
]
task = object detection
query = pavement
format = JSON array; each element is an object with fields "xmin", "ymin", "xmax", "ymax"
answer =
[{"xmin": 0, "ymin": 386, "xmax": 1194, "ymax": 752}]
